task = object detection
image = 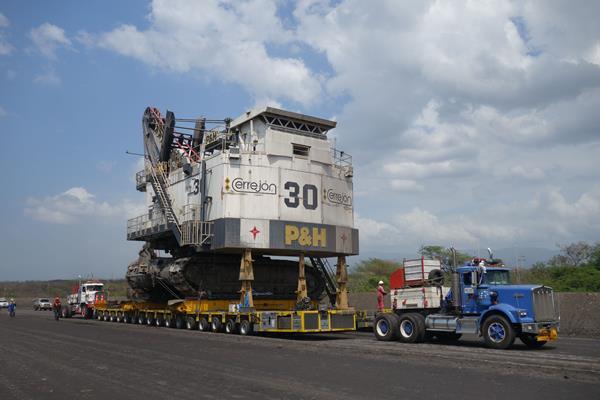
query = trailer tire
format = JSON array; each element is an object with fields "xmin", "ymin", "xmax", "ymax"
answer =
[
  {"xmin": 211, "ymin": 317, "xmax": 223, "ymax": 332},
  {"xmin": 175, "ymin": 316, "xmax": 185, "ymax": 329},
  {"xmin": 124, "ymin": 314, "xmax": 132, "ymax": 324},
  {"xmin": 373, "ymin": 314, "xmax": 399, "ymax": 341},
  {"xmin": 138, "ymin": 313, "xmax": 147, "ymax": 325},
  {"xmin": 396, "ymin": 313, "xmax": 423, "ymax": 343},
  {"xmin": 186, "ymin": 317, "xmax": 198, "ymax": 330},
  {"xmin": 225, "ymin": 319, "xmax": 238, "ymax": 334},
  {"xmin": 482, "ymin": 315, "xmax": 515, "ymax": 349},
  {"xmin": 198, "ymin": 317, "xmax": 210, "ymax": 332},
  {"xmin": 239, "ymin": 319, "xmax": 253, "ymax": 336},
  {"xmin": 165, "ymin": 317, "xmax": 174, "ymax": 328},
  {"xmin": 519, "ymin": 334, "xmax": 547, "ymax": 349},
  {"xmin": 146, "ymin": 315, "xmax": 155, "ymax": 326},
  {"xmin": 155, "ymin": 315, "xmax": 164, "ymax": 327}
]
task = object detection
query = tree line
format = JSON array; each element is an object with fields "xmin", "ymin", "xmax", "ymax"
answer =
[{"xmin": 348, "ymin": 242, "xmax": 600, "ymax": 293}]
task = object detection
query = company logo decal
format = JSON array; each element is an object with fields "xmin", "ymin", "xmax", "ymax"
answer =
[
  {"xmin": 226, "ymin": 177, "xmax": 277, "ymax": 194},
  {"xmin": 324, "ymin": 189, "xmax": 352, "ymax": 206},
  {"xmin": 285, "ymin": 225, "xmax": 327, "ymax": 248}
]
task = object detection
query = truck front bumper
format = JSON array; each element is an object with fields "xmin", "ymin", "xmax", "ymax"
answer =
[{"xmin": 520, "ymin": 321, "xmax": 559, "ymax": 341}]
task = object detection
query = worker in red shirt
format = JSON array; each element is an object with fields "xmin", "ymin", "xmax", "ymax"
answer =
[
  {"xmin": 377, "ymin": 280, "xmax": 387, "ymax": 312},
  {"xmin": 52, "ymin": 296, "xmax": 61, "ymax": 320}
]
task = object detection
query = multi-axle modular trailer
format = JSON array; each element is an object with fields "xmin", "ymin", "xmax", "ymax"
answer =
[{"xmin": 92, "ymin": 297, "xmax": 356, "ymax": 335}]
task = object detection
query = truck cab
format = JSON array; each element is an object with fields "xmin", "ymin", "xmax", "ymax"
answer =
[
  {"xmin": 374, "ymin": 258, "xmax": 560, "ymax": 349},
  {"xmin": 66, "ymin": 281, "xmax": 104, "ymax": 318}
]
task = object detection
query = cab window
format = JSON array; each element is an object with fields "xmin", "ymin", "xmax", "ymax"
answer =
[{"xmin": 463, "ymin": 272, "xmax": 472, "ymax": 286}]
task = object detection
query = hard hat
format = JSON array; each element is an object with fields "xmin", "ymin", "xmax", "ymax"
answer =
[{"xmin": 378, "ymin": 280, "xmax": 384, "ymax": 285}]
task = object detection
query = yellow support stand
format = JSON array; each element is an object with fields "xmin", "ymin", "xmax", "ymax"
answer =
[
  {"xmin": 296, "ymin": 253, "xmax": 308, "ymax": 302},
  {"xmin": 335, "ymin": 255, "xmax": 350, "ymax": 309},
  {"xmin": 239, "ymin": 249, "xmax": 254, "ymax": 308}
]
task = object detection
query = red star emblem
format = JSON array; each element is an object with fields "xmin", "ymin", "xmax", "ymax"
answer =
[{"xmin": 250, "ymin": 226, "xmax": 260, "ymax": 239}]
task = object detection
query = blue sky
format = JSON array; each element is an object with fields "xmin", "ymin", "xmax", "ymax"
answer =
[{"xmin": 1, "ymin": 1, "xmax": 600, "ymax": 280}]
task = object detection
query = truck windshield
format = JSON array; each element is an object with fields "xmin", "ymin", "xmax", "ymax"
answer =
[
  {"xmin": 485, "ymin": 270, "xmax": 510, "ymax": 285},
  {"xmin": 86, "ymin": 285, "xmax": 103, "ymax": 291}
]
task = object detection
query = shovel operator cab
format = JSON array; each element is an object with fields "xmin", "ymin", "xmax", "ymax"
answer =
[{"xmin": 373, "ymin": 252, "xmax": 559, "ymax": 349}]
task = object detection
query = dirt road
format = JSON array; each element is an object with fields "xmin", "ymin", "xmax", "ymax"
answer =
[{"xmin": 0, "ymin": 309, "xmax": 598, "ymax": 399}]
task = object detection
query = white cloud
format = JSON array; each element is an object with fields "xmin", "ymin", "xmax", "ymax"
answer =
[
  {"xmin": 0, "ymin": 105, "xmax": 7, "ymax": 118},
  {"xmin": 29, "ymin": 22, "xmax": 71, "ymax": 59},
  {"xmin": 33, "ymin": 66, "xmax": 61, "ymax": 85},
  {"xmin": 97, "ymin": 160, "xmax": 116, "ymax": 173},
  {"xmin": 0, "ymin": 12, "xmax": 11, "ymax": 55},
  {"xmin": 24, "ymin": 187, "xmax": 145, "ymax": 224},
  {"xmin": 96, "ymin": 0, "xmax": 322, "ymax": 105},
  {"xmin": 389, "ymin": 179, "xmax": 424, "ymax": 192}
]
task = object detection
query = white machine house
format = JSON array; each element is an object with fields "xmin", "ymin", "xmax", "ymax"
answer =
[{"xmin": 126, "ymin": 106, "xmax": 358, "ymax": 309}]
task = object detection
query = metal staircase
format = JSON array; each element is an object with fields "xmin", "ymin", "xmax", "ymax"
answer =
[
  {"xmin": 146, "ymin": 161, "xmax": 182, "ymax": 245},
  {"xmin": 310, "ymin": 257, "xmax": 339, "ymax": 306}
]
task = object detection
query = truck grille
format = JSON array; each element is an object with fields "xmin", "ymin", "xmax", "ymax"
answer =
[{"xmin": 532, "ymin": 286, "xmax": 555, "ymax": 322}]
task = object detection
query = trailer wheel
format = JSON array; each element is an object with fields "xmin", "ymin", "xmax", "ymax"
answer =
[
  {"xmin": 198, "ymin": 317, "xmax": 210, "ymax": 332},
  {"xmin": 138, "ymin": 313, "xmax": 147, "ymax": 325},
  {"xmin": 124, "ymin": 314, "xmax": 132, "ymax": 324},
  {"xmin": 211, "ymin": 316, "xmax": 223, "ymax": 332},
  {"xmin": 373, "ymin": 314, "xmax": 399, "ymax": 341},
  {"xmin": 186, "ymin": 317, "xmax": 198, "ymax": 330},
  {"xmin": 519, "ymin": 334, "xmax": 547, "ymax": 349},
  {"xmin": 396, "ymin": 313, "xmax": 424, "ymax": 343},
  {"xmin": 482, "ymin": 315, "xmax": 515, "ymax": 349},
  {"xmin": 155, "ymin": 315, "xmax": 164, "ymax": 327},
  {"xmin": 146, "ymin": 315, "xmax": 155, "ymax": 326},
  {"xmin": 175, "ymin": 316, "xmax": 185, "ymax": 329},
  {"xmin": 239, "ymin": 319, "xmax": 253, "ymax": 336},
  {"xmin": 225, "ymin": 319, "xmax": 238, "ymax": 334},
  {"xmin": 165, "ymin": 317, "xmax": 174, "ymax": 328}
]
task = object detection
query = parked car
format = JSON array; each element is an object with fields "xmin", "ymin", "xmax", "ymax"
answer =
[
  {"xmin": 33, "ymin": 298, "xmax": 52, "ymax": 311},
  {"xmin": 0, "ymin": 297, "xmax": 8, "ymax": 308}
]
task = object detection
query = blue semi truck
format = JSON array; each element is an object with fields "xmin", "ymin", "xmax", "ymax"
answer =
[{"xmin": 373, "ymin": 254, "xmax": 560, "ymax": 349}]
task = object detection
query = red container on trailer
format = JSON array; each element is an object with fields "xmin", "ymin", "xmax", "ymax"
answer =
[{"xmin": 390, "ymin": 268, "xmax": 406, "ymax": 289}]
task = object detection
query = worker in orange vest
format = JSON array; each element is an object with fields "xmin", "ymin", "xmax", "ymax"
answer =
[{"xmin": 377, "ymin": 280, "xmax": 387, "ymax": 312}]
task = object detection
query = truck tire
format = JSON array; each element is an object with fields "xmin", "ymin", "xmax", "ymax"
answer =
[
  {"xmin": 124, "ymin": 314, "xmax": 132, "ymax": 324},
  {"xmin": 397, "ymin": 313, "xmax": 424, "ymax": 343},
  {"xmin": 175, "ymin": 315, "xmax": 185, "ymax": 329},
  {"xmin": 239, "ymin": 319, "xmax": 253, "ymax": 336},
  {"xmin": 198, "ymin": 317, "xmax": 210, "ymax": 332},
  {"xmin": 211, "ymin": 316, "xmax": 223, "ymax": 332},
  {"xmin": 186, "ymin": 316, "xmax": 198, "ymax": 330},
  {"xmin": 146, "ymin": 315, "xmax": 155, "ymax": 326},
  {"xmin": 482, "ymin": 315, "xmax": 515, "ymax": 349},
  {"xmin": 373, "ymin": 313, "xmax": 399, "ymax": 341},
  {"xmin": 225, "ymin": 319, "xmax": 238, "ymax": 334},
  {"xmin": 519, "ymin": 334, "xmax": 547, "ymax": 349},
  {"xmin": 155, "ymin": 315, "xmax": 164, "ymax": 327},
  {"xmin": 138, "ymin": 313, "xmax": 147, "ymax": 325},
  {"xmin": 165, "ymin": 317, "xmax": 175, "ymax": 328}
]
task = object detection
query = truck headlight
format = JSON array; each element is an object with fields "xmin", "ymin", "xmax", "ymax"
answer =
[{"xmin": 519, "ymin": 310, "xmax": 527, "ymax": 317}]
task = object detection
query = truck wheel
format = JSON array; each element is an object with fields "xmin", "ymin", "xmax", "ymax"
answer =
[
  {"xmin": 396, "ymin": 314, "xmax": 424, "ymax": 343},
  {"xmin": 165, "ymin": 317, "xmax": 174, "ymax": 328},
  {"xmin": 138, "ymin": 313, "xmax": 147, "ymax": 325},
  {"xmin": 211, "ymin": 317, "xmax": 223, "ymax": 332},
  {"xmin": 124, "ymin": 314, "xmax": 132, "ymax": 324},
  {"xmin": 373, "ymin": 314, "xmax": 399, "ymax": 341},
  {"xmin": 186, "ymin": 317, "xmax": 198, "ymax": 330},
  {"xmin": 482, "ymin": 315, "xmax": 515, "ymax": 349},
  {"xmin": 175, "ymin": 316, "xmax": 185, "ymax": 329},
  {"xmin": 225, "ymin": 319, "xmax": 238, "ymax": 334},
  {"xmin": 155, "ymin": 315, "xmax": 164, "ymax": 327},
  {"xmin": 198, "ymin": 317, "xmax": 210, "ymax": 332},
  {"xmin": 239, "ymin": 319, "xmax": 253, "ymax": 336},
  {"xmin": 519, "ymin": 334, "xmax": 547, "ymax": 349}
]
